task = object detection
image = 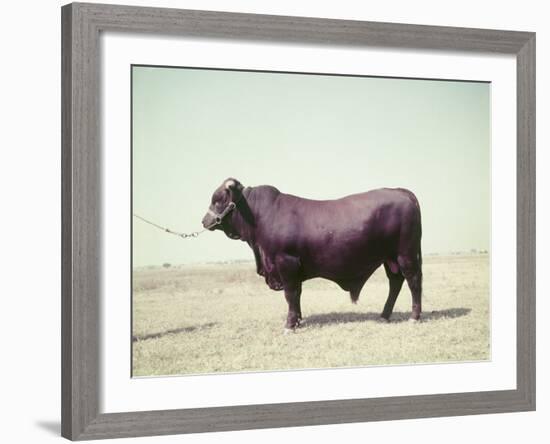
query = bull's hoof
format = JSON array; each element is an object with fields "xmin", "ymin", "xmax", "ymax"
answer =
[
  {"xmin": 283, "ymin": 327, "xmax": 296, "ymax": 335},
  {"xmin": 378, "ymin": 316, "xmax": 390, "ymax": 323},
  {"xmin": 408, "ymin": 317, "xmax": 421, "ymax": 323}
]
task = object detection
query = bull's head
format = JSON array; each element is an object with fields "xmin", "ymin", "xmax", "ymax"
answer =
[{"xmin": 202, "ymin": 178, "xmax": 245, "ymax": 239}]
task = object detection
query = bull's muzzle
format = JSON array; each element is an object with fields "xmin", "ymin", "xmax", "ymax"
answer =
[{"xmin": 202, "ymin": 213, "xmax": 217, "ymax": 230}]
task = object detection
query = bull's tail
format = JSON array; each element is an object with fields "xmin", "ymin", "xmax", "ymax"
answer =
[
  {"xmin": 418, "ymin": 213, "xmax": 422, "ymax": 270},
  {"xmin": 417, "ymin": 211, "xmax": 423, "ymax": 310},
  {"xmin": 408, "ymin": 189, "xmax": 422, "ymax": 272}
]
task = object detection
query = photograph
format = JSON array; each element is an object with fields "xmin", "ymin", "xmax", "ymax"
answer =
[{"xmin": 131, "ymin": 65, "xmax": 491, "ymax": 377}]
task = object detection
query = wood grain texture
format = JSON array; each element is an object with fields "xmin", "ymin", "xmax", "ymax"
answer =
[
  {"xmin": 61, "ymin": 2, "xmax": 536, "ymax": 440},
  {"xmin": 61, "ymin": 4, "xmax": 73, "ymax": 438},
  {"xmin": 76, "ymin": 2, "xmax": 532, "ymax": 53},
  {"xmin": 516, "ymin": 34, "xmax": 536, "ymax": 410},
  {"xmin": 62, "ymin": 3, "xmax": 101, "ymax": 440},
  {"xmin": 76, "ymin": 390, "xmax": 532, "ymax": 440}
]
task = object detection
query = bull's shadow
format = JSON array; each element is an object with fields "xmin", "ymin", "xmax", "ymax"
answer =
[
  {"xmin": 132, "ymin": 322, "xmax": 216, "ymax": 342},
  {"xmin": 304, "ymin": 308, "xmax": 471, "ymax": 327}
]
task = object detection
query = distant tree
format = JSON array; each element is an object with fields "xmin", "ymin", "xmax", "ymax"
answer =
[{"xmin": 162, "ymin": 263, "xmax": 171, "ymax": 269}]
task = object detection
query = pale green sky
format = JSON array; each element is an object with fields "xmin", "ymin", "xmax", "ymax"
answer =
[{"xmin": 132, "ymin": 66, "xmax": 490, "ymax": 267}]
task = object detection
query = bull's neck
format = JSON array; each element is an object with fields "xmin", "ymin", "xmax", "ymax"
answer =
[
  {"xmin": 229, "ymin": 186, "xmax": 269, "ymax": 243},
  {"xmin": 231, "ymin": 186, "xmax": 280, "ymax": 244}
]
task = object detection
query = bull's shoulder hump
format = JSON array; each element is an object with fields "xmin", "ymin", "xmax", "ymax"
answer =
[
  {"xmin": 250, "ymin": 185, "xmax": 281, "ymax": 201},
  {"xmin": 254, "ymin": 184, "xmax": 280, "ymax": 193}
]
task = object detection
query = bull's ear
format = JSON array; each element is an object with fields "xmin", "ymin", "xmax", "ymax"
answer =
[{"xmin": 224, "ymin": 178, "xmax": 244, "ymax": 200}]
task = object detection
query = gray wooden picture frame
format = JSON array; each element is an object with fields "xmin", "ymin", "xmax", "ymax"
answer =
[{"xmin": 61, "ymin": 2, "xmax": 536, "ymax": 440}]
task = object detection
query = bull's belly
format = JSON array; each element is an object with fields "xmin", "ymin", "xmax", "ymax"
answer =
[
  {"xmin": 300, "ymin": 247, "xmax": 387, "ymax": 281},
  {"xmin": 256, "ymin": 232, "xmax": 396, "ymax": 288},
  {"xmin": 299, "ymin": 224, "xmax": 397, "ymax": 273},
  {"xmin": 302, "ymin": 259, "xmax": 383, "ymax": 282}
]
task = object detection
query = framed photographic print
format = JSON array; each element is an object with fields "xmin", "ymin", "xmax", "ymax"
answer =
[{"xmin": 61, "ymin": 2, "xmax": 535, "ymax": 440}]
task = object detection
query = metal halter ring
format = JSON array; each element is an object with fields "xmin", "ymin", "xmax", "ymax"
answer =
[{"xmin": 207, "ymin": 201, "xmax": 237, "ymax": 226}]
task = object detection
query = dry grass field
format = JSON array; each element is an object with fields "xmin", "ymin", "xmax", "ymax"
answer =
[{"xmin": 132, "ymin": 254, "xmax": 490, "ymax": 377}]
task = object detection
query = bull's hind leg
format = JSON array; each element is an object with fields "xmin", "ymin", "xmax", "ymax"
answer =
[
  {"xmin": 380, "ymin": 261, "xmax": 405, "ymax": 321},
  {"xmin": 397, "ymin": 255, "xmax": 422, "ymax": 321}
]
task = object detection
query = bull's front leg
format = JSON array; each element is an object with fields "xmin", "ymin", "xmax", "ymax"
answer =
[
  {"xmin": 296, "ymin": 295, "xmax": 303, "ymax": 325},
  {"xmin": 250, "ymin": 244, "xmax": 265, "ymax": 276},
  {"xmin": 283, "ymin": 283, "xmax": 302, "ymax": 333},
  {"xmin": 275, "ymin": 254, "xmax": 303, "ymax": 333}
]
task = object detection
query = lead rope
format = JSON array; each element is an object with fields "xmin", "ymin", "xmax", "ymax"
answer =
[
  {"xmin": 133, "ymin": 213, "xmax": 211, "ymax": 239},
  {"xmin": 133, "ymin": 198, "xmax": 239, "ymax": 239}
]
